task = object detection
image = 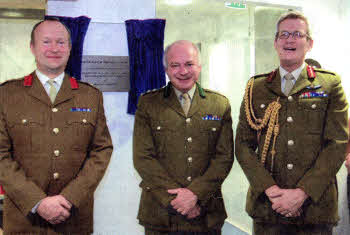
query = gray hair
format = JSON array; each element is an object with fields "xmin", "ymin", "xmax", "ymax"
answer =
[
  {"xmin": 163, "ymin": 40, "xmax": 201, "ymax": 69},
  {"xmin": 275, "ymin": 11, "xmax": 312, "ymax": 41}
]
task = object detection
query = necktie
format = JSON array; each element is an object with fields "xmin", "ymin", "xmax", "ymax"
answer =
[
  {"xmin": 284, "ymin": 73, "xmax": 295, "ymax": 96},
  {"xmin": 181, "ymin": 93, "xmax": 191, "ymax": 116},
  {"xmin": 47, "ymin": 80, "xmax": 57, "ymax": 103}
]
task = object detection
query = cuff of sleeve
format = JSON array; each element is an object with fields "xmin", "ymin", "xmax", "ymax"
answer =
[{"xmin": 31, "ymin": 200, "xmax": 42, "ymax": 214}]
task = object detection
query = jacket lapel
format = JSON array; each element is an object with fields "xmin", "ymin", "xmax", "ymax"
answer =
[
  {"xmin": 26, "ymin": 72, "xmax": 51, "ymax": 106},
  {"xmin": 289, "ymin": 67, "xmax": 312, "ymax": 95},
  {"xmin": 187, "ymin": 86, "xmax": 201, "ymax": 117},
  {"xmin": 54, "ymin": 74, "xmax": 74, "ymax": 106},
  {"xmin": 164, "ymin": 86, "xmax": 186, "ymax": 117},
  {"xmin": 264, "ymin": 70, "xmax": 285, "ymax": 97}
]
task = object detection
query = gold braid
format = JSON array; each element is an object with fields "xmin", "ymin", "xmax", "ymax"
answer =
[{"xmin": 244, "ymin": 78, "xmax": 281, "ymax": 170}]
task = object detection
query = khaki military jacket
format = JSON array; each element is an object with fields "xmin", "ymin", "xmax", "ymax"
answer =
[
  {"xmin": 133, "ymin": 83, "xmax": 234, "ymax": 232},
  {"xmin": 0, "ymin": 72, "xmax": 113, "ymax": 234},
  {"xmin": 235, "ymin": 66, "xmax": 348, "ymax": 225}
]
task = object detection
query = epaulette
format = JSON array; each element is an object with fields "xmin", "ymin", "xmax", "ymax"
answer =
[
  {"xmin": 252, "ymin": 69, "xmax": 278, "ymax": 83},
  {"xmin": 77, "ymin": 80, "xmax": 100, "ymax": 90},
  {"xmin": 203, "ymin": 88, "xmax": 227, "ymax": 99},
  {"xmin": 142, "ymin": 87, "xmax": 163, "ymax": 96},
  {"xmin": 313, "ymin": 68, "xmax": 336, "ymax": 76},
  {"xmin": 0, "ymin": 78, "xmax": 22, "ymax": 86}
]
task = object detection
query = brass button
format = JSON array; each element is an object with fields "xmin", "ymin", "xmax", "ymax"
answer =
[
  {"xmin": 53, "ymin": 128, "xmax": 59, "ymax": 134},
  {"xmin": 22, "ymin": 119, "xmax": 27, "ymax": 124},
  {"xmin": 187, "ymin": 176, "xmax": 192, "ymax": 182},
  {"xmin": 311, "ymin": 104, "xmax": 317, "ymax": 109},
  {"xmin": 260, "ymin": 104, "xmax": 265, "ymax": 109},
  {"xmin": 287, "ymin": 164, "xmax": 294, "ymax": 170},
  {"xmin": 288, "ymin": 140, "xmax": 294, "ymax": 146},
  {"xmin": 287, "ymin": 117, "xmax": 293, "ymax": 123},
  {"xmin": 82, "ymin": 119, "xmax": 87, "ymax": 123},
  {"xmin": 188, "ymin": 157, "xmax": 193, "ymax": 163},
  {"xmin": 52, "ymin": 108, "xmax": 58, "ymax": 112},
  {"xmin": 157, "ymin": 126, "xmax": 161, "ymax": 130},
  {"xmin": 54, "ymin": 150, "xmax": 60, "ymax": 157},
  {"xmin": 212, "ymin": 127, "xmax": 217, "ymax": 132},
  {"xmin": 53, "ymin": 172, "xmax": 59, "ymax": 180},
  {"xmin": 186, "ymin": 118, "xmax": 191, "ymax": 123},
  {"xmin": 146, "ymin": 186, "xmax": 151, "ymax": 190},
  {"xmin": 288, "ymin": 96, "xmax": 293, "ymax": 102},
  {"xmin": 187, "ymin": 137, "xmax": 192, "ymax": 143}
]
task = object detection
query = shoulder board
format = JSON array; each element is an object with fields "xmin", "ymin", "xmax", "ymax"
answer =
[
  {"xmin": 313, "ymin": 68, "xmax": 336, "ymax": 76},
  {"xmin": 0, "ymin": 78, "xmax": 23, "ymax": 86},
  {"xmin": 142, "ymin": 87, "xmax": 163, "ymax": 96},
  {"xmin": 203, "ymin": 89, "xmax": 227, "ymax": 98},
  {"xmin": 77, "ymin": 80, "xmax": 100, "ymax": 90},
  {"xmin": 252, "ymin": 72, "xmax": 270, "ymax": 79}
]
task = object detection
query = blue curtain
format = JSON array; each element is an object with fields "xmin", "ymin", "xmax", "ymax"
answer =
[
  {"xmin": 45, "ymin": 15, "xmax": 91, "ymax": 80},
  {"xmin": 125, "ymin": 19, "xmax": 166, "ymax": 115}
]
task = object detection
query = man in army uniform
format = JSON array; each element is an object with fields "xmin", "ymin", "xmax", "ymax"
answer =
[
  {"xmin": 235, "ymin": 11, "xmax": 348, "ymax": 234},
  {"xmin": 0, "ymin": 18, "xmax": 113, "ymax": 234},
  {"xmin": 133, "ymin": 40, "xmax": 234, "ymax": 234}
]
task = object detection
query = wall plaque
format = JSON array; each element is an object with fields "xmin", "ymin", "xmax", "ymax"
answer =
[{"xmin": 81, "ymin": 55, "xmax": 130, "ymax": 92}]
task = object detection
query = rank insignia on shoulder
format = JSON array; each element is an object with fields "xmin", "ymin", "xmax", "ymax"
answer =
[
  {"xmin": 306, "ymin": 85, "xmax": 322, "ymax": 89},
  {"xmin": 70, "ymin": 107, "xmax": 92, "ymax": 112},
  {"xmin": 202, "ymin": 114, "xmax": 222, "ymax": 121},
  {"xmin": 299, "ymin": 91, "xmax": 328, "ymax": 99}
]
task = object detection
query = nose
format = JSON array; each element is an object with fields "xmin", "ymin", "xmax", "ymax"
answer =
[
  {"xmin": 179, "ymin": 65, "xmax": 188, "ymax": 75},
  {"xmin": 49, "ymin": 42, "xmax": 60, "ymax": 52}
]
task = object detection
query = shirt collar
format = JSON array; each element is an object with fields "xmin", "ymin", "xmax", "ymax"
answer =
[
  {"xmin": 35, "ymin": 69, "xmax": 65, "ymax": 87},
  {"xmin": 173, "ymin": 84, "xmax": 196, "ymax": 101},
  {"xmin": 279, "ymin": 63, "xmax": 305, "ymax": 81}
]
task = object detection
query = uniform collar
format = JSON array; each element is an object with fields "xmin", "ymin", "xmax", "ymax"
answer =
[
  {"xmin": 173, "ymin": 84, "xmax": 196, "ymax": 102},
  {"xmin": 35, "ymin": 70, "xmax": 64, "ymax": 88},
  {"xmin": 279, "ymin": 63, "xmax": 305, "ymax": 81}
]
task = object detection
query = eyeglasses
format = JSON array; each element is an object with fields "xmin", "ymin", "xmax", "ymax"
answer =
[{"xmin": 277, "ymin": 31, "xmax": 310, "ymax": 40}]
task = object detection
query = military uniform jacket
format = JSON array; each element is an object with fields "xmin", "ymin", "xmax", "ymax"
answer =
[
  {"xmin": 235, "ymin": 66, "xmax": 348, "ymax": 225},
  {"xmin": 0, "ymin": 72, "xmax": 113, "ymax": 234},
  {"xmin": 133, "ymin": 83, "xmax": 234, "ymax": 232}
]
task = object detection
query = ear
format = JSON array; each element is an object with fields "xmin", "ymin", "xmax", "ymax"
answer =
[
  {"xmin": 273, "ymin": 40, "xmax": 277, "ymax": 50},
  {"xmin": 30, "ymin": 43, "xmax": 35, "ymax": 55},
  {"xmin": 307, "ymin": 38, "xmax": 314, "ymax": 51}
]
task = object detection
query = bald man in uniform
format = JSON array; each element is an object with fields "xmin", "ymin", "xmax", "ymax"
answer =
[{"xmin": 0, "ymin": 18, "xmax": 113, "ymax": 234}]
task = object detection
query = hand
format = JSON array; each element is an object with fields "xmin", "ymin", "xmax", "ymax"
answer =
[
  {"xmin": 285, "ymin": 208, "xmax": 303, "ymax": 218},
  {"xmin": 167, "ymin": 188, "xmax": 198, "ymax": 215},
  {"xmin": 265, "ymin": 185, "xmax": 283, "ymax": 202},
  {"xmin": 186, "ymin": 204, "xmax": 201, "ymax": 219},
  {"xmin": 345, "ymin": 153, "xmax": 350, "ymax": 173},
  {"xmin": 271, "ymin": 188, "xmax": 308, "ymax": 216},
  {"xmin": 37, "ymin": 195, "xmax": 72, "ymax": 225}
]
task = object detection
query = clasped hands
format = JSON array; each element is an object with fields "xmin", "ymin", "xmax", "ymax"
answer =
[
  {"xmin": 265, "ymin": 185, "xmax": 308, "ymax": 218},
  {"xmin": 168, "ymin": 188, "xmax": 200, "ymax": 219},
  {"xmin": 37, "ymin": 195, "xmax": 72, "ymax": 225}
]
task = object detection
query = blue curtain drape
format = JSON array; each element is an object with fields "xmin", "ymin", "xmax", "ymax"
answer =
[
  {"xmin": 45, "ymin": 15, "xmax": 91, "ymax": 80},
  {"xmin": 125, "ymin": 19, "xmax": 166, "ymax": 115}
]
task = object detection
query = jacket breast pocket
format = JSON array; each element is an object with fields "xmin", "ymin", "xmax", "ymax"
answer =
[
  {"xmin": 8, "ymin": 116, "xmax": 43, "ymax": 152},
  {"xmin": 151, "ymin": 121, "xmax": 179, "ymax": 155},
  {"xmin": 199, "ymin": 120, "xmax": 222, "ymax": 154},
  {"xmin": 65, "ymin": 116, "xmax": 96, "ymax": 151},
  {"xmin": 297, "ymin": 98, "xmax": 328, "ymax": 134}
]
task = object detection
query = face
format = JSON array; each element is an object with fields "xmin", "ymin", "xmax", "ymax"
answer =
[
  {"xmin": 165, "ymin": 42, "xmax": 201, "ymax": 93},
  {"xmin": 30, "ymin": 21, "xmax": 71, "ymax": 77},
  {"xmin": 274, "ymin": 18, "xmax": 313, "ymax": 71}
]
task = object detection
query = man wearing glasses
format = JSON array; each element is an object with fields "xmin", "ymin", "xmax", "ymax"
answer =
[{"xmin": 235, "ymin": 11, "xmax": 348, "ymax": 234}]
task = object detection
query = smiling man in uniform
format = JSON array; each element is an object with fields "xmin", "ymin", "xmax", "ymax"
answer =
[
  {"xmin": 133, "ymin": 40, "xmax": 234, "ymax": 235},
  {"xmin": 235, "ymin": 11, "xmax": 348, "ymax": 235},
  {"xmin": 0, "ymin": 18, "xmax": 113, "ymax": 234}
]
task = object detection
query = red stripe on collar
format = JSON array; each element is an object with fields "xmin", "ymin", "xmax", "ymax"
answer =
[
  {"xmin": 307, "ymin": 65, "xmax": 316, "ymax": 79},
  {"xmin": 69, "ymin": 77, "xmax": 79, "ymax": 89},
  {"xmin": 24, "ymin": 74, "xmax": 33, "ymax": 86}
]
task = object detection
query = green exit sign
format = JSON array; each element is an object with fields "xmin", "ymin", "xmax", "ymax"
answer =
[{"xmin": 225, "ymin": 2, "xmax": 247, "ymax": 9}]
